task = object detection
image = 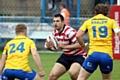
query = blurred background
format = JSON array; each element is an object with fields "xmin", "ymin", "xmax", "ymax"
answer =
[{"xmin": 0, "ymin": 0, "xmax": 116, "ymax": 51}]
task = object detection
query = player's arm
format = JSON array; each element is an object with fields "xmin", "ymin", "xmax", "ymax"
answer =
[
  {"xmin": 58, "ymin": 29, "xmax": 88, "ymax": 49},
  {"xmin": 76, "ymin": 21, "xmax": 88, "ymax": 49},
  {"xmin": 114, "ymin": 26, "xmax": 120, "ymax": 39},
  {"xmin": 58, "ymin": 40, "xmax": 81, "ymax": 49},
  {"xmin": 114, "ymin": 28, "xmax": 120, "ymax": 39},
  {"xmin": 31, "ymin": 44, "xmax": 45, "ymax": 77},
  {"xmin": 0, "ymin": 54, "xmax": 7, "ymax": 74},
  {"xmin": 117, "ymin": 32, "xmax": 120, "ymax": 39},
  {"xmin": 0, "ymin": 45, "xmax": 8, "ymax": 74},
  {"xmin": 113, "ymin": 20, "xmax": 120, "ymax": 39},
  {"xmin": 76, "ymin": 29, "xmax": 86, "ymax": 49}
]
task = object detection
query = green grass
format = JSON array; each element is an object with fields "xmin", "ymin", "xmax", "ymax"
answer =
[
  {"xmin": 0, "ymin": 52, "xmax": 120, "ymax": 80},
  {"xmin": 31, "ymin": 53, "xmax": 120, "ymax": 80}
]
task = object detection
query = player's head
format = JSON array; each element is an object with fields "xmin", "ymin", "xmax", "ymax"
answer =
[
  {"xmin": 53, "ymin": 14, "xmax": 64, "ymax": 31},
  {"xmin": 60, "ymin": 3, "xmax": 66, "ymax": 10},
  {"xmin": 15, "ymin": 24, "xmax": 27, "ymax": 36},
  {"xmin": 54, "ymin": 14, "xmax": 64, "ymax": 21},
  {"xmin": 94, "ymin": 4, "xmax": 109, "ymax": 16}
]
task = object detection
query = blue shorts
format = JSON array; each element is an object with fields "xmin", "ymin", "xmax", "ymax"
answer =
[
  {"xmin": 82, "ymin": 52, "xmax": 113, "ymax": 74},
  {"xmin": 1, "ymin": 69, "xmax": 36, "ymax": 80},
  {"xmin": 57, "ymin": 54, "xmax": 85, "ymax": 70}
]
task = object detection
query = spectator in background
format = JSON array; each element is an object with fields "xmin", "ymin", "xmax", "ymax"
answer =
[
  {"xmin": 60, "ymin": 3, "xmax": 70, "ymax": 26},
  {"xmin": 62, "ymin": 0, "xmax": 73, "ymax": 17},
  {"xmin": 48, "ymin": 0, "xmax": 61, "ymax": 16}
]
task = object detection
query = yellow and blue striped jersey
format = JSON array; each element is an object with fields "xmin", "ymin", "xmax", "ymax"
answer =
[
  {"xmin": 80, "ymin": 14, "xmax": 119, "ymax": 58},
  {"xmin": 3, "ymin": 35, "xmax": 36, "ymax": 71}
]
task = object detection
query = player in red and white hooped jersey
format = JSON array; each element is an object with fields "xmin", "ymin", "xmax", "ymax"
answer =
[
  {"xmin": 46, "ymin": 14, "xmax": 86, "ymax": 80},
  {"xmin": 53, "ymin": 25, "xmax": 85, "ymax": 56}
]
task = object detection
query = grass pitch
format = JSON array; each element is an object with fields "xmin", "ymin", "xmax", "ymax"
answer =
[
  {"xmin": 0, "ymin": 52, "xmax": 120, "ymax": 80},
  {"xmin": 31, "ymin": 53, "xmax": 120, "ymax": 80}
]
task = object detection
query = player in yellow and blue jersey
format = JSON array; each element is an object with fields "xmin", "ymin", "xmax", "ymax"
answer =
[
  {"xmin": 0, "ymin": 24, "xmax": 45, "ymax": 80},
  {"xmin": 76, "ymin": 4, "xmax": 120, "ymax": 80}
]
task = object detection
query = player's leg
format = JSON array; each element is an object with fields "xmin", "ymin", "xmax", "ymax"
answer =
[
  {"xmin": 48, "ymin": 63, "xmax": 66, "ymax": 80},
  {"xmin": 77, "ymin": 67, "xmax": 91, "ymax": 80},
  {"xmin": 33, "ymin": 74, "xmax": 44, "ymax": 80},
  {"xmin": 69, "ymin": 63, "xmax": 81, "ymax": 80},
  {"xmin": 99, "ymin": 53, "xmax": 113, "ymax": 80},
  {"xmin": 13, "ymin": 69, "xmax": 42, "ymax": 80},
  {"xmin": 101, "ymin": 72, "xmax": 112, "ymax": 80},
  {"xmin": 48, "ymin": 54, "xmax": 69, "ymax": 80},
  {"xmin": 1, "ymin": 69, "xmax": 15, "ymax": 80},
  {"xmin": 77, "ymin": 52, "xmax": 100, "ymax": 80},
  {"xmin": 69, "ymin": 55, "xmax": 85, "ymax": 80}
]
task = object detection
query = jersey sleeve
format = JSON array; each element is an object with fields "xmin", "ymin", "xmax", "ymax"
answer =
[
  {"xmin": 2, "ymin": 44, "xmax": 8, "ymax": 55},
  {"xmin": 79, "ymin": 21, "xmax": 88, "ymax": 31},
  {"xmin": 68, "ymin": 29, "xmax": 77, "ymax": 43},
  {"xmin": 30, "ymin": 40, "xmax": 37, "ymax": 50}
]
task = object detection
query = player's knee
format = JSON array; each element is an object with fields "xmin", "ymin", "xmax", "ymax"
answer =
[
  {"xmin": 77, "ymin": 77, "xmax": 86, "ymax": 80},
  {"xmin": 48, "ymin": 73, "xmax": 58, "ymax": 80},
  {"xmin": 69, "ymin": 71, "xmax": 78, "ymax": 80},
  {"xmin": 102, "ymin": 77, "xmax": 110, "ymax": 80},
  {"xmin": 34, "ymin": 74, "xmax": 43, "ymax": 80},
  {"xmin": 103, "ymin": 79, "xmax": 110, "ymax": 80}
]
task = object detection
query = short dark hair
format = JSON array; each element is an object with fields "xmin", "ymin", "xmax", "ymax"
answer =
[
  {"xmin": 15, "ymin": 24, "xmax": 27, "ymax": 34},
  {"xmin": 95, "ymin": 4, "xmax": 109, "ymax": 16},
  {"xmin": 60, "ymin": 3, "xmax": 66, "ymax": 8},
  {"xmin": 54, "ymin": 14, "xmax": 64, "ymax": 21}
]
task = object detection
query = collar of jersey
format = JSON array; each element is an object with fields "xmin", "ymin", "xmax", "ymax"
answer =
[
  {"xmin": 59, "ymin": 24, "xmax": 66, "ymax": 35},
  {"xmin": 16, "ymin": 35, "xmax": 26, "ymax": 38}
]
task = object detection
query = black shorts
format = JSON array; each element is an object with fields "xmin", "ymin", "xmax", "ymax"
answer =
[{"xmin": 56, "ymin": 54, "xmax": 85, "ymax": 70}]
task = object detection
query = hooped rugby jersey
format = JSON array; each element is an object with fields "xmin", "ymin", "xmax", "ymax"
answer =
[{"xmin": 53, "ymin": 25, "xmax": 85, "ymax": 56}]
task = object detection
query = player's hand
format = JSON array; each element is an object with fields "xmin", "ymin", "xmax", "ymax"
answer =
[
  {"xmin": 58, "ymin": 41, "xmax": 64, "ymax": 48},
  {"xmin": 39, "ymin": 70, "xmax": 45, "ymax": 77},
  {"xmin": 45, "ymin": 39, "xmax": 53, "ymax": 48},
  {"xmin": 81, "ymin": 44, "xmax": 86, "ymax": 52},
  {"xmin": 84, "ymin": 42, "xmax": 88, "ymax": 56}
]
